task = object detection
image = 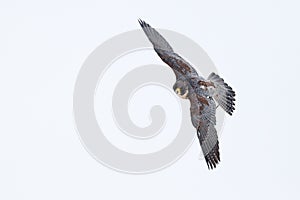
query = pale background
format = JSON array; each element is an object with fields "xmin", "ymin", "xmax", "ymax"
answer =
[{"xmin": 1, "ymin": 0, "xmax": 299, "ymax": 199}]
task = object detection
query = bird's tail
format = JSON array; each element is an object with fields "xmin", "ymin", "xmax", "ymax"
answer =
[{"xmin": 208, "ymin": 72, "xmax": 236, "ymax": 115}]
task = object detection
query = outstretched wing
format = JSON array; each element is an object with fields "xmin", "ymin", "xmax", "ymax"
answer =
[
  {"xmin": 188, "ymin": 92, "xmax": 220, "ymax": 169},
  {"xmin": 138, "ymin": 19, "xmax": 198, "ymax": 78}
]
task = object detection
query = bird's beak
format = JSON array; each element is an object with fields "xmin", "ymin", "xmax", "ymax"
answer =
[{"xmin": 175, "ymin": 88, "xmax": 181, "ymax": 95}]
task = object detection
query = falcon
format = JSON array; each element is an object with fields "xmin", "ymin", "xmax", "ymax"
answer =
[{"xmin": 138, "ymin": 19, "xmax": 236, "ymax": 169}]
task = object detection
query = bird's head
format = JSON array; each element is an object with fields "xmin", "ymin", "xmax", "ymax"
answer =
[{"xmin": 173, "ymin": 80, "xmax": 189, "ymax": 99}]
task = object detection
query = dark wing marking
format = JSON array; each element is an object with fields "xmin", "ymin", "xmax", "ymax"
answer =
[
  {"xmin": 156, "ymin": 50, "xmax": 198, "ymax": 77},
  {"xmin": 138, "ymin": 19, "xmax": 198, "ymax": 77},
  {"xmin": 188, "ymin": 92, "xmax": 220, "ymax": 169},
  {"xmin": 189, "ymin": 93, "xmax": 216, "ymax": 126}
]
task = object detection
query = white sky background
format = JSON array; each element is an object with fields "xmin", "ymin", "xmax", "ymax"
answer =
[{"xmin": 0, "ymin": 0, "xmax": 299, "ymax": 199}]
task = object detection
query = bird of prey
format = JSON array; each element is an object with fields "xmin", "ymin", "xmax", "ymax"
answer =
[{"xmin": 138, "ymin": 19, "xmax": 236, "ymax": 169}]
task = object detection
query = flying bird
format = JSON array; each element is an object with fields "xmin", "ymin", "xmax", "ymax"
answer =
[{"xmin": 138, "ymin": 19, "xmax": 236, "ymax": 169}]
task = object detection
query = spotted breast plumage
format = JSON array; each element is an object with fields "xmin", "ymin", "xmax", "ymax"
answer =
[{"xmin": 138, "ymin": 19, "xmax": 236, "ymax": 169}]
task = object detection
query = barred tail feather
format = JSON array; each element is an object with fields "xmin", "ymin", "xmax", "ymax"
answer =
[{"xmin": 208, "ymin": 72, "xmax": 236, "ymax": 115}]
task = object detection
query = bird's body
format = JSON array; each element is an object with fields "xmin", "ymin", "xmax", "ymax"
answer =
[{"xmin": 138, "ymin": 19, "xmax": 235, "ymax": 169}]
